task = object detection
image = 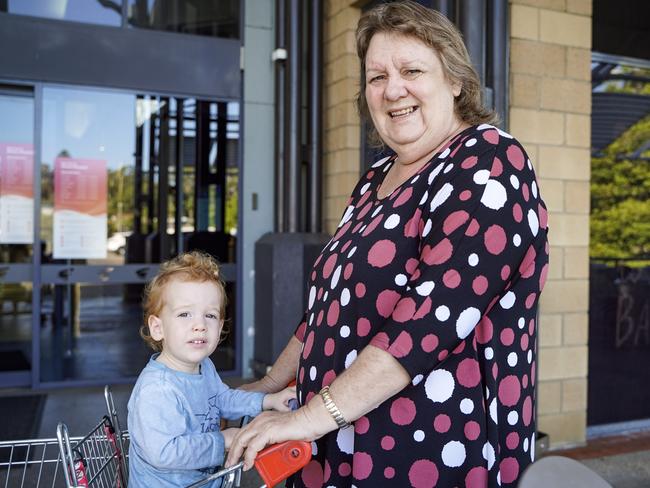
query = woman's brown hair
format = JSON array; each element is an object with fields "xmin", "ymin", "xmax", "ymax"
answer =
[{"xmin": 356, "ymin": 0, "xmax": 498, "ymax": 146}]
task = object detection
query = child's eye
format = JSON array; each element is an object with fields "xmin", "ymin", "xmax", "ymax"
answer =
[
  {"xmin": 206, "ymin": 313, "xmax": 218, "ymax": 320},
  {"xmin": 178, "ymin": 312, "xmax": 190, "ymax": 318}
]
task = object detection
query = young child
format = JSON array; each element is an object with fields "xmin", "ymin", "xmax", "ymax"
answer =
[{"xmin": 128, "ymin": 251, "xmax": 295, "ymax": 488}]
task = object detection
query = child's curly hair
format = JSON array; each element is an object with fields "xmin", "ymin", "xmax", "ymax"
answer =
[{"xmin": 140, "ymin": 251, "xmax": 228, "ymax": 352}]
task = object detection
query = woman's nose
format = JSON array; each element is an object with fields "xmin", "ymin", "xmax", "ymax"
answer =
[{"xmin": 384, "ymin": 76, "xmax": 408, "ymax": 100}]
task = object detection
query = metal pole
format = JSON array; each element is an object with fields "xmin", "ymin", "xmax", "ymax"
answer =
[
  {"xmin": 488, "ymin": 0, "xmax": 509, "ymax": 127},
  {"xmin": 274, "ymin": 0, "xmax": 287, "ymax": 232},
  {"xmin": 308, "ymin": 0, "xmax": 322, "ymax": 233},
  {"xmin": 458, "ymin": 0, "xmax": 486, "ymax": 84},
  {"xmin": 175, "ymin": 98, "xmax": 184, "ymax": 254},
  {"xmin": 433, "ymin": 0, "xmax": 456, "ymax": 22},
  {"xmin": 286, "ymin": 0, "xmax": 302, "ymax": 233}
]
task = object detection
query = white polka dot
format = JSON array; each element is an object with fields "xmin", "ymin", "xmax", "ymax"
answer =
[
  {"xmin": 309, "ymin": 366, "xmax": 317, "ymax": 381},
  {"xmin": 473, "ymin": 169, "xmax": 490, "ymax": 185},
  {"xmin": 513, "ymin": 234, "xmax": 521, "ymax": 247},
  {"xmin": 531, "ymin": 433, "xmax": 536, "ymax": 462},
  {"xmin": 483, "ymin": 442, "xmax": 496, "ymax": 470},
  {"xmin": 330, "ymin": 240, "xmax": 339, "ymax": 251},
  {"xmin": 323, "ymin": 291, "xmax": 329, "ymax": 302},
  {"xmin": 428, "ymin": 162, "xmax": 445, "ymax": 184},
  {"xmin": 425, "ymin": 369, "xmax": 455, "ymax": 403},
  {"xmin": 443, "ymin": 163, "xmax": 454, "ymax": 174},
  {"xmin": 456, "ymin": 307, "xmax": 481, "ymax": 339},
  {"xmin": 384, "ymin": 214, "xmax": 400, "ymax": 229},
  {"xmin": 340, "ymin": 325, "xmax": 350, "ymax": 338},
  {"xmin": 331, "ymin": 265, "xmax": 342, "ymax": 289},
  {"xmin": 465, "ymin": 138, "xmax": 477, "ymax": 147},
  {"xmin": 442, "ymin": 441, "xmax": 466, "ymax": 467},
  {"xmin": 347, "ymin": 246, "xmax": 357, "ymax": 258},
  {"xmin": 371, "ymin": 155, "xmax": 391, "ymax": 168},
  {"xmin": 341, "ymin": 288, "xmax": 350, "ymax": 306},
  {"xmin": 500, "ymin": 291, "xmax": 516, "ymax": 309},
  {"xmin": 510, "ymin": 174, "xmax": 520, "ymax": 189},
  {"xmin": 497, "ymin": 129, "xmax": 513, "ymax": 139},
  {"xmin": 419, "ymin": 191, "xmax": 429, "ymax": 205},
  {"xmin": 460, "ymin": 398, "xmax": 474, "ymax": 414},
  {"xmin": 468, "ymin": 253, "xmax": 479, "ymax": 266},
  {"xmin": 508, "ymin": 411, "xmax": 519, "ymax": 425},
  {"xmin": 528, "ymin": 158, "xmax": 533, "ymax": 170},
  {"xmin": 489, "ymin": 398, "xmax": 498, "ymax": 424},
  {"xmin": 497, "ymin": 471, "xmax": 501, "ymax": 486},
  {"xmin": 523, "ymin": 437, "xmax": 529, "ymax": 453},
  {"xmin": 413, "ymin": 430, "xmax": 425, "ymax": 442},
  {"xmin": 528, "ymin": 209, "xmax": 539, "ymax": 236},
  {"xmin": 340, "ymin": 205, "xmax": 354, "ymax": 226},
  {"xmin": 507, "ymin": 352, "xmax": 518, "ymax": 367},
  {"xmin": 481, "ymin": 179, "xmax": 508, "ymax": 210},
  {"xmin": 518, "ymin": 317, "xmax": 525, "ymax": 329},
  {"xmin": 415, "ymin": 281, "xmax": 434, "ymax": 296},
  {"xmin": 412, "ymin": 374, "xmax": 424, "ymax": 386},
  {"xmin": 345, "ymin": 350, "xmax": 357, "ymax": 369},
  {"xmin": 336, "ymin": 426, "xmax": 354, "ymax": 454},
  {"xmin": 359, "ymin": 225, "xmax": 366, "ymax": 233},
  {"xmin": 360, "ymin": 182, "xmax": 371, "ymax": 195},
  {"xmin": 383, "ymin": 164, "xmax": 391, "ymax": 173},
  {"xmin": 532, "ymin": 181, "xmax": 538, "ymax": 198},
  {"xmin": 478, "ymin": 123, "xmax": 493, "ymax": 131},
  {"xmin": 430, "ymin": 183, "xmax": 453, "ymax": 212},
  {"xmin": 485, "ymin": 347, "xmax": 494, "ymax": 360},
  {"xmin": 395, "ymin": 274, "xmax": 408, "ymax": 286},
  {"xmin": 435, "ymin": 305, "xmax": 450, "ymax": 321},
  {"xmin": 372, "ymin": 205, "xmax": 383, "ymax": 218},
  {"xmin": 527, "ymin": 349, "xmax": 533, "ymax": 364},
  {"xmin": 410, "ymin": 175, "xmax": 420, "ymax": 184},
  {"xmin": 422, "ymin": 219, "xmax": 432, "ymax": 237},
  {"xmin": 439, "ymin": 147, "xmax": 451, "ymax": 159},
  {"xmin": 308, "ymin": 313, "xmax": 314, "ymax": 325},
  {"xmin": 308, "ymin": 286, "xmax": 316, "ymax": 309},
  {"xmin": 311, "ymin": 441, "xmax": 318, "ymax": 456},
  {"xmin": 485, "ymin": 386, "xmax": 490, "ymax": 399}
]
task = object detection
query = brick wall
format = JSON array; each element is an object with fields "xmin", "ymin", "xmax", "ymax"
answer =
[{"xmin": 509, "ymin": 0, "xmax": 592, "ymax": 447}]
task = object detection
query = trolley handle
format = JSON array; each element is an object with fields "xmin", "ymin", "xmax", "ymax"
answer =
[{"xmin": 254, "ymin": 440, "xmax": 311, "ymax": 488}]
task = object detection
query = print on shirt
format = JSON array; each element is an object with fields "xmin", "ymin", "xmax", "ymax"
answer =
[{"xmin": 196, "ymin": 394, "xmax": 220, "ymax": 433}]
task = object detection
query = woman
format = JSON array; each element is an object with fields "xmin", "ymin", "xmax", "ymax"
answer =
[{"xmin": 228, "ymin": 2, "xmax": 549, "ymax": 487}]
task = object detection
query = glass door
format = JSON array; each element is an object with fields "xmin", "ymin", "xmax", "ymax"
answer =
[{"xmin": 0, "ymin": 86, "xmax": 35, "ymax": 387}]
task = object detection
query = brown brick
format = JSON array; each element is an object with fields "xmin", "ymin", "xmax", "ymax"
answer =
[
  {"xmin": 566, "ymin": 113, "xmax": 590, "ymax": 147},
  {"xmin": 326, "ymin": 148, "xmax": 361, "ymax": 174},
  {"xmin": 563, "ymin": 312, "xmax": 588, "ymax": 345},
  {"xmin": 539, "ymin": 278, "xmax": 589, "ymax": 313},
  {"xmin": 540, "ymin": 10, "xmax": 591, "ymax": 48},
  {"xmin": 538, "ymin": 178, "xmax": 564, "ymax": 212},
  {"xmin": 326, "ymin": 54, "xmax": 361, "ymax": 87},
  {"xmin": 548, "ymin": 214, "xmax": 590, "ymax": 247},
  {"xmin": 539, "ymin": 313, "xmax": 563, "ymax": 347},
  {"xmin": 511, "ymin": 4, "xmax": 539, "ymax": 40},
  {"xmin": 511, "ymin": 39, "xmax": 566, "ymax": 77},
  {"xmin": 538, "ymin": 146, "xmax": 590, "ymax": 180},
  {"xmin": 511, "ymin": 74, "xmax": 541, "ymax": 109},
  {"xmin": 564, "ymin": 181, "xmax": 590, "ymax": 214},
  {"xmin": 327, "ymin": 78, "xmax": 360, "ymax": 106},
  {"xmin": 510, "ymin": 109, "xmax": 564, "ymax": 145},
  {"xmin": 541, "ymin": 78, "xmax": 591, "ymax": 114},
  {"xmin": 511, "ymin": 0, "xmax": 566, "ymax": 11},
  {"xmin": 538, "ymin": 380, "xmax": 562, "ymax": 414},
  {"xmin": 326, "ymin": 8, "xmax": 360, "ymax": 42},
  {"xmin": 563, "ymin": 246, "xmax": 589, "ymax": 279},
  {"xmin": 538, "ymin": 410, "xmax": 586, "ymax": 447},
  {"xmin": 562, "ymin": 378, "xmax": 587, "ymax": 412},
  {"xmin": 566, "ymin": 0, "xmax": 592, "ymax": 16},
  {"xmin": 325, "ymin": 101, "xmax": 358, "ymax": 131},
  {"xmin": 566, "ymin": 47, "xmax": 591, "ymax": 81},
  {"xmin": 547, "ymin": 245, "xmax": 564, "ymax": 280},
  {"xmin": 538, "ymin": 345, "xmax": 588, "ymax": 380},
  {"xmin": 325, "ymin": 30, "xmax": 357, "ymax": 64}
]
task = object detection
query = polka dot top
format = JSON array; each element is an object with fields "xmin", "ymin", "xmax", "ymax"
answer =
[{"xmin": 293, "ymin": 124, "xmax": 549, "ymax": 488}]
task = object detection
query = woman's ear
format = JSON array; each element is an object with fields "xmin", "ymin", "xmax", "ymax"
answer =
[
  {"xmin": 452, "ymin": 81, "xmax": 462, "ymax": 98},
  {"xmin": 148, "ymin": 315, "xmax": 164, "ymax": 341}
]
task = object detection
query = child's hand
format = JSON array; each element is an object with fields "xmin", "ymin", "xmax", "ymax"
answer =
[
  {"xmin": 262, "ymin": 385, "xmax": 297, "ymax": 412},
  {"xmin": 222, "ymin": 427, "xmax": 240, "ymax": 450}
]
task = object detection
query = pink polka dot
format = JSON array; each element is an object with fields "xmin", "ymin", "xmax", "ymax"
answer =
[
  {"xmin": 529, "ymin": 319, "xmax": 535, "ymax": 335},
  {"xmin": 390, "ymin": 397, "xmax": 416, "ymax": 426},
  {"xmin": 317, "ymin": 287, "xmax": 324, "ymax": 300},
  {"xmin": 352, "ymin": 452, "xmax": 373, "ymax": 480},
  {"xmin": 384, "ymin": 467, "xmax": 395, "ymax": 479},
  {"xmin": 475, "ymin": 317, "xmax": 493, "ymax": 344},
  {"xmin": 539, "ymin": 263, "xmax": 549, "ymax": 291},
  {"xmin": 316, "ymin": 310, "xmax": 324, "ymax": 326},
  {"xmin": 302, "ymin": 331, "xmax": 314, "ymax": 359},
  {"xmin": 422, "ymin": 238, "xmax": 453, "ymax": 265},
  {"xmin": 522, "ymin": 374, "xmax": 529, "ymax": 388},
  {"xmin": 413, "ymin": 297, "xmax": 432, "ymax": 320},
  {"xmin": 472, "ymin": 275, "xmax": 488, "ymax": 295},
  {"xmin": 532, "ymin": 361, "xmax": 536, "ymax": 387},
  {"xmin": 461, "ymin": 155, "xmax": 478, "ymax": 169},
  {"xmin": 356, "ymin": 201, "xmax": 373, "ymax": 220},
  {"xmin": 525, "ymin": 292, "xmax": 537, "ymax": 309},
  {"xmin": 392, "ymin": 297, "xmax": 416, "ymax": 323},
  {"xmin": 338, "ymin": 462, "xmax": 351, "ymax": 477},
  {"xmin": 443, "ymin": 269, "xmax": 461, "ymax": 288},
  {"xmin": 522, "ymin": 183, "xmax": 530, "ymax": 201},
  {"xmin": 457, "ymin": 358, "xmax": 481, "ymax": 387},
  {"xmin": 483, "ymin": 128, "xmax": 499, "ymax": 144},
  {"xmin": 434, "ymin": 414, "xmax": 451, "ymax": 433},
  {"xmin": 322, "ymin": 369, "xmax": 336, "ymax": 388},
  {"xmin": 408, "ymin": 459, "xmax": 439, "ymax": 488},
  {"xmin": 484, "ymin": 224, "xmax": 507, "ymax": 255},
  {"xmin": 301, "ymin": 460, "xmax": 324, "ymax": 488},
  {"xmin": 523, "ymin": 396, "xmax": 533, "ymax": 426},
  {"xmin": 311, "ymin": 270, "xmax": 316, "ymax": 280},
  {"xmin": 499, "ymin": 457, "xmax": 520, "ymax": 484},
  {"xmin": 465, "ymin": 466, "xmax": 488, "ymax": 488},
  {"xmin": 343, "ymin": 262, "xmax": 354, "ymax": 280},
  {"xmin": 324, "ymin": 338, "xmax": 335, "ymax": 356},
  {"xmin": 352, "ymin": 221, "xmax": 363, "ymax": 234},
  {"xmin": 506, "ymin": 432, "xmax": 520, "ymax": 450},
  {"xmin": 443, "ymin": 210, "xmax": 470, "ymax": 235},
  {"xmin": 501, "ymin": 264, "xmax": 511, "ymax": 280},
  {"xmin": 376, "ymin": 290, "xmax": 401, "ymax": 318},
  {"xmin": 405, "ymin": 258, "xmax": 419, "ymax": 274},
  {"xmin": 500, "ymin": 328, "xmax": 514, "ymax": 346},
  {"xmin": 512, "ymin": 203, "xmax": 523, "ymax": 222},
  {"xmin": 520, "ymin": 333, "xmax": 529, "ymax": 351},
  {"xmin": 492, "ymin": 362, "xmax": 499, "ymax": 380},
  {"xmin": 438, "ymin": 349, "xmax": 449, "ymax": 362},
  {"xmin": 333, "ymin": 221, "xmax": 352, "ymax": 241},
  {"xmin": 357, "ymin": 317, "xmax": 371, "ymax": 337},
  {"xmin": 394, "ymin": 186, "xmax": 413, "ymax": 207},
  {"xmin": 464, "ymin": 420, "xmax": 481, "ymax": 440},
  {"xmin": 490, "ymin": 156, "xmax": 503, "ymax": 177},
  {"xmin": 356, "ymin": 190, "xmax": 371, "ymax": 209},
  {"xmin": 298, "ymin": 366, "xmax": 304, "ymax": 383},
  {"xmin": 341, "ymin": 240, "xmax": 352, "ymax": 252},
  {"xmin": 459, "ymin": 189, "xmax": 472, "ymax": 201},
  {"xmin": 389, "ymin": 331, "xmax": 413, "ymax": 358},
  {"xmin": 404, "ymin": 208, "xmax": 422, "ymax": 238},
  {"xmin": 326, "ymin": 300, "xmax": 340, "ymax": 326},
  {"xmin": 506, "ymin": 144, "xmax": 525, "ymax": 170},
  {"xmin": 520, "ymin": 246, "xmax": 537, "ymax": 278},
  {"xmin": 421, "ymin": 334, "xmax": 439, "ymax": 352},
  {"xmin": 367, "ymin": 239, "xmax": 397, "ymax": 268},
  {"xmin": 498, "ymin": 375, "xmax": 521, "ymax": 407},
  {"xmin": 322, "ymin": 254, "xmax": 337, "ymax": 279},
  {"xmin": 324, "ymin": 460, "xmax": 331, "ymax": 482},
  {"xmin": 362, "ymin": 214, "xmax": 384, "ymax": 236},
  {"xmin": 355, "ymin": 282, "xmax": 366, "ymax": 298},
  {"xmin": 465, "ymin": 218, "xmax": 480, "ymax": 236},
  {"xmin": 381, "ymin": 435, "xmax": 395, "ymax": 450},
  {"xmin": 355, "ymin": 416, "xmax": 370, "ymax": 434},
  {"xmin": 539, "ymin": 202, "xmax": 548, "ymax": 229}
]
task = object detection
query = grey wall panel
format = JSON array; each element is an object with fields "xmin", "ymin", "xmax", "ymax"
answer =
[{"xmin": 0, "ymin": 13, "xmax": 240, "ymax": 99}]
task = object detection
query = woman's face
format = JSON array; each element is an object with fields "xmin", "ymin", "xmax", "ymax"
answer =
[{"xmin": 365, "ymin": 32, "xmax": 462, "ymax": 162}]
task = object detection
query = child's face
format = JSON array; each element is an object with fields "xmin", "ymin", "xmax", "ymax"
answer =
[{"xmin": 148, "ymin": 278, "xmax": 223, "ymax": 374}]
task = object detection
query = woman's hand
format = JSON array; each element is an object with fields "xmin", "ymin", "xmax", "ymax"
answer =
[{"xmin": 262, "ymin": 385, "xmax": 297, "ymax": 412}]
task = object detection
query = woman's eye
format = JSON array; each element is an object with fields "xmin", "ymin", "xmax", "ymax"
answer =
[
  {"xmin": 369, "ymin": 75, "xmax": 385, "ymax": 83},
  {"xmin": 405, "ymin": 69, "xmax": 421, "ymax": 76}
]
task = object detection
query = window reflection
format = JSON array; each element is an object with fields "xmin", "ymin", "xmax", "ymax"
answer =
[{"xmin": 4, "ymin": 0, "xmax": 122, "ymax": 26}]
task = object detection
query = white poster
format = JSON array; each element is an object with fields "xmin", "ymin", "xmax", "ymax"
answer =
[{"xmin": 0, "ymin": 143, "xmax": 34, "ymax": 244}]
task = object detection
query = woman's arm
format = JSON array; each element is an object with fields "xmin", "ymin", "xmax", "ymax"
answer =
[
  {"xmin": 226, "ymin": 344, "xmax": 410, "ymax": 469},
  {"xmin": 240, "ymin": 335, "xmax": 302, "ymax": 394}
]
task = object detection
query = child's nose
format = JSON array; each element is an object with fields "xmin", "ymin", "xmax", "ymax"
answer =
[{"xmin": 193, "ymin": 320, "xmax": 207, "ymax": 331}]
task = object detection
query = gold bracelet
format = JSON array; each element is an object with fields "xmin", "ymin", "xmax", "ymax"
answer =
[{"xmin": 319, "ymin": 385, "xmax": 351, "ymax": 429}]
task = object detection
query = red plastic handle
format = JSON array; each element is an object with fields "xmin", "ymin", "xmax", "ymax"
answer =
[{"xmin": 254, "ymin": 440, "xmax": 312, "ymax": 487}]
